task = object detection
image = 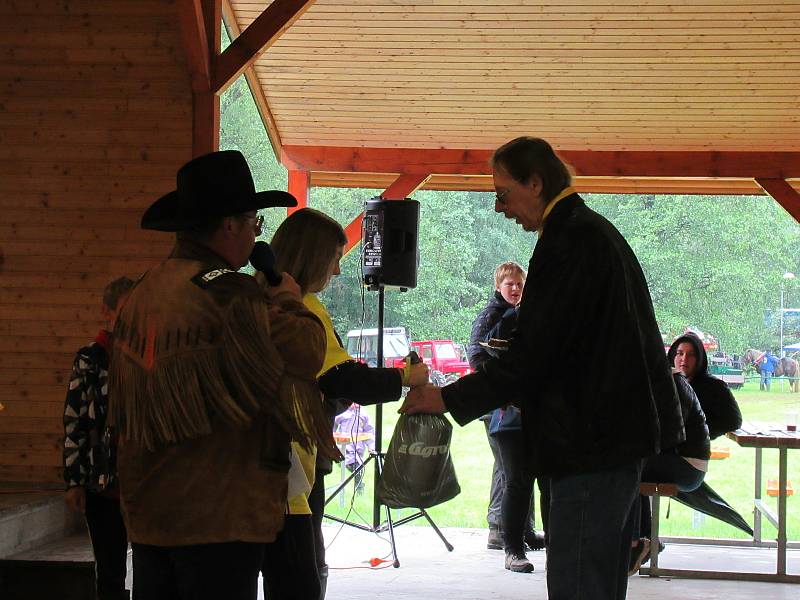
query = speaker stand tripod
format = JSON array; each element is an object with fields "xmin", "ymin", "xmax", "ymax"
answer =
[
  {"xmin": 322, "ymin": 287, "xmax": 453, "ymax": 567},
  {"xmin": 323, "ymin": 449, "xmax": 453, "ymax": 568}
]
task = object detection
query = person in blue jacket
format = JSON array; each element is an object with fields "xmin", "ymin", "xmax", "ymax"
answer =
[{"xmin": 760, "ymin": 349, "xmax": 780, "ymax": 391}]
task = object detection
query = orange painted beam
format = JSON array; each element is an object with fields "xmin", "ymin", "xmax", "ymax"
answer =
[
  {"xmin": 287, "ymin": 170, "xmax": 309, "ymax": 214},
  {"xmin": 757, "ymin": 178, "xmax": 800, "ymax": 225},
  {"xmin": 282, "ymin": 146, "xmax": 800, "ymax": 179},
  {"xmin": 213, "ymin": 0, "xmax": 315, "ymax": 93},
  {"xmin": 343, "ymin": 215, "xmax": 365, "ymax": 257},
  {"xmin": 381, "ymin": 173, "xmax": 432, "ymax": 200},
  {"xmin": 343, "ymin": 173, "xmax": 430, "ymax": 256}
]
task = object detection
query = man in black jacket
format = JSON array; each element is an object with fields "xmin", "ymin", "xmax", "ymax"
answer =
[{"xmin": 401, "ymin": 137, "xmax": 684, "ymax": 600}]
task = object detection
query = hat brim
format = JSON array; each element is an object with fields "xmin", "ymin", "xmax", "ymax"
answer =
[{"xmin": 141, "ymin": 190, "xmax": 298, "ymax": 232}]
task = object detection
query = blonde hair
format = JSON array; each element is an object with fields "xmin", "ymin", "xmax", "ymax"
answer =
[
  {"xmin": 493, "ymin": 262, "xmax": 526, "ymax": 289},
  {"xmin": 270, "ymin": 208, "xmax": 347, "ymax": 294}
]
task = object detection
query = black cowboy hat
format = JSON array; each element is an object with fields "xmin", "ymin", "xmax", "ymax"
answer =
[{"xmin": 141, "ymin": 150, "xmax": 297, "ymax": 231}]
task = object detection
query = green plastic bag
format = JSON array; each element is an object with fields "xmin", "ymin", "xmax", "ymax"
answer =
[{"xmin": 377, "ymin": 413, "xmax": 461, "ymax": 509}]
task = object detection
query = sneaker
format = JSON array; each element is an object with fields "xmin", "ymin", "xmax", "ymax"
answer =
[
  {"xmin": 524, "ymin": 530, "xmax": 546, "ymax": 551},
  {"xmin": 487, "ymin": 526, "xmax": 503, "ymax": 550},
  {"xmin": 504, "ymin": 551, "xmax": 534, "ymax": 573},
  {"xmin": 628, "ymin": 538, "xmax": 651, "ymax": 576}
]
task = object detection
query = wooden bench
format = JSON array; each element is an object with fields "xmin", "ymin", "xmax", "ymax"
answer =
[{"xmin": 638, "ymin": 482, "xmax": 679, "ymax": 575}]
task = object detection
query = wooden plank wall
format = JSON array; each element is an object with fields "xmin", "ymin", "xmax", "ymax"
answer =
[{"xmin": 0, "ymin": 0, "xmax": 193, "ymax": 487}]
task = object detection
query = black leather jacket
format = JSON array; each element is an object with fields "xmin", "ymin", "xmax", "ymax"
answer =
[
  {"xmin": 673, "ymin": 373, "xmax": 711, "ymax": 460},
  {"xmin": 443, "ymin": 193, "xmax": 685, "ymax": 477}
]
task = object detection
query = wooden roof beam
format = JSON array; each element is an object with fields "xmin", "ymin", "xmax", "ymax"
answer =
[
  {"xmin": 177, "ymin": 0, "xmax": 221, "ymax": 156},
  {"xmin": 221, "ymin": 0, "xmax": 283, "ymax": 156},
  {"xmin": 757, "ymin": 178, "xmax": 800, "ymax": 224},
  {"xmin": 177, "ymin": 0, "xmax": 212, "ymax": 92},
  {"xmin": 282, "ymin": 146, "xmax": 800, "ymax": 180},
  {"xmin": 213, "ymin": 0, "xmax": 315, "ymax": 94}
]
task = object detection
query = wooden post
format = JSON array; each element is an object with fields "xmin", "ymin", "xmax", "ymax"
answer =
[{"xmin": 287, "ymin": 170, "xmax": 310, "ymax": 214}]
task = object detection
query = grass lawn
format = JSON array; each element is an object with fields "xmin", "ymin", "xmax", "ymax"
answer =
[{"xmin": 323, "ymin": 379, "xmax": 799, "ymax": 541}]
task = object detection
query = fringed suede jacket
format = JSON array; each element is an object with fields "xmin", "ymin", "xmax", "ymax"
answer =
[{"xmin": 109, "ymin": 239, "xmax": 335, "ymax": 546}]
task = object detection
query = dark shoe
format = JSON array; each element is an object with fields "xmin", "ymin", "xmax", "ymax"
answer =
[
  {"xmin": 524, "ymin": 529, "xmax": 546, "ymax": 551},
  {"xmin": 487, "ymin": 526, "xmax": 503, "ymax": 550},
  {"xmin": 504, "ymin": 551, "xmax": 534, "ymax": 573},
  {"xmin": 628, "ymin": 538, "xmax": 651, "ymax": 576}
]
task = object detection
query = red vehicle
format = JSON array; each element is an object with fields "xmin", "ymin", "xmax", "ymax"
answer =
[{"xmin": 410, "ymin": 340, "xmax": 473, "ymax": 383}]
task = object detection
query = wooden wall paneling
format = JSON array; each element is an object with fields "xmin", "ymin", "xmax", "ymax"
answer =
[{"xmin": 0, "ymin": 0, "xmax": 193, "ymax": 486}]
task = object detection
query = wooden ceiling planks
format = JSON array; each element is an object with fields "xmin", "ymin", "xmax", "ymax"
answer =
[{"xmin": 225, "ymin": 1, "xmax": 800, "ymax": 193}]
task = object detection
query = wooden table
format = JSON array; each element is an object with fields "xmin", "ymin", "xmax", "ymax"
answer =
[
  {"xmin": 726, "ymin": 421, "xmax": 799, "ymax": 582},
  {"xmin": 643, "ymin": 422, "xmax": 799, "ymax": 582}
]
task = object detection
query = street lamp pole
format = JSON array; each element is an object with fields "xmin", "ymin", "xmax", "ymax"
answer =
[{"xmin": 780, "ymin": 272, "xmax": 796, "ymax": 357}]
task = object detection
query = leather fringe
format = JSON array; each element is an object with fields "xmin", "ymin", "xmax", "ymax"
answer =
[{"xmin": 109, "ymin": 293, "xmax": 340, "ymax": 462}]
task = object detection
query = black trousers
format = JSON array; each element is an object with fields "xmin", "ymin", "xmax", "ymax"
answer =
[
  {"xmin": 85, "ymin": 492, "xmax": 129, "ymax": 600},
  {"xmin": 307, "ymin": 470, "xmax": 327, "ymax": 571},
  {"xmin": 494, "ymin": 430, "xmax": 550, "ymax": 553},
  {"xmin": 261, "ymin": 515, "xmax": 321, "ymax": 600},
  {"xmin": 132, "ymin": 541, "xmax": 263, "ymax": 600}
]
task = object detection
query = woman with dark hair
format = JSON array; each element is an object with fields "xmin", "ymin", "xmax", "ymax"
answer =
[
  {"xmin": 629, "ymin": 371, "xmax": 711, "ymax": 574},
  {"xmin": 259, "ymin": 208, "xmax": 428, "ymax": 600},
  {"xmin": 667, "ymin": 332, "xmax": 742, "ymax": 439}
]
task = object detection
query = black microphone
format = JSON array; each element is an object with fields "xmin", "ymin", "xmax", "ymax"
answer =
[{"xmin": 249, "ymin": 241, "xmax": 282, "ymax": 286}]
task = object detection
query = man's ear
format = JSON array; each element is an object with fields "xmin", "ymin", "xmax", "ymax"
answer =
[
  {"xmin": 527, "ymin": 174, "xmax": 543, "ymax": 195},
  {"xmin": 220, "ymin": 216, "xmax": 238, "ymax": 238}
]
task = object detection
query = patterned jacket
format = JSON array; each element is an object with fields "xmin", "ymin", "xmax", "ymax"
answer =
[{"xmin": 63, "ymin": 330, "xmax": 115, "ymax": 491}]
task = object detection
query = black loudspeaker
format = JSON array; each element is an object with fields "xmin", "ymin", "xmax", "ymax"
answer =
[{"xmin": 362, "ymin": 198, "xmax": 420, "ymax": 289}]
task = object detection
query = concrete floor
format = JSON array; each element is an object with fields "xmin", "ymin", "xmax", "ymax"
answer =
[{"xmin": 297, "ymin": 525, "xmax": 800, "ymax": 600}]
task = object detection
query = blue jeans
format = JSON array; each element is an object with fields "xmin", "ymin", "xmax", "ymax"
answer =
[
  {"xmin": 761, "ymin": 370, "xmax": 772, "ymax": 390},
  {"xmin": 547, "ymin": 460, "xmax": 644, "ymax": 600}
]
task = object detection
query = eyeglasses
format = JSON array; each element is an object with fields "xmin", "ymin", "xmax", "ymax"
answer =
[
  {"xmin": 239, "ymin": 213, "xmax": 264, "ymax": 236},
  {"xmin": 495, "ymin": 189, "xmax": 509, "ymax": 205}
]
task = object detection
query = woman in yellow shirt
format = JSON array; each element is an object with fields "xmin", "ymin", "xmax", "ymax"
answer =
[{"xmin": 259, "ymin": 208, "xmax": 428, "ymax": 600}]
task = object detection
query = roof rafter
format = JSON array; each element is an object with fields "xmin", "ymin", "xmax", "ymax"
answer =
[
  {"xmin": 282, "ymin": 146, "xmax": 800, "ymax": 180},
  {"xmin": 176, "ymin": 0, "xmax": 212, "ymax": 92},
  {"xmin": 757, "ymin": 178, "xmax": 800, "ymax": 223},
  {"xmin": 214, "ymin": 0, "xmax": 315, "ymax": 94},
  {"xmin": 222, "ymin": 0, "xmax": 283, "ymax": 155}
]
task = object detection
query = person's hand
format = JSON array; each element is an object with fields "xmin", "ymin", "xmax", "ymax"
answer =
[
  {"xmin": 64, "ymin": 486, "xmax": 86, "ymax": 513},
  {"xmin": 264, "ymin": 272, "xmax": 301, "ymax": 301},
  {"xmin": 399, "ymin": 384, "xmax": 446, "ymax": 415},
  {"xmin": 406, "ymin": 362, "xmax": 430, "ymax": 387}
]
